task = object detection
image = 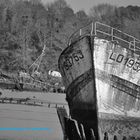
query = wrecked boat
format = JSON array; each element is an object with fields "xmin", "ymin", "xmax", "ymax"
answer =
[{"xmin": 58, "ymin": 22, "xmax": 140, "ymax": 139}]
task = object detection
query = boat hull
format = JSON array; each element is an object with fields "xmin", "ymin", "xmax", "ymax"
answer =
[
  {"xmin": 59, "ymin": 34, "xmax": 140, "ymax": 139},
  {"xmin": 59, "ymin": 35, "xmax": 100, "ymax": 138}
]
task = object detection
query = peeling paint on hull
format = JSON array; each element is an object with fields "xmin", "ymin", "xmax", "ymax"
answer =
[{"xmin": 58, "ymin": 33, "xmax": 140, "ymax": 139}]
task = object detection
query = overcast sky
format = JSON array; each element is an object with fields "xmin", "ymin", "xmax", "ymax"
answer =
[{"xmin": 42, "ymin": 0, "xmax": 140, "ymax": 13}]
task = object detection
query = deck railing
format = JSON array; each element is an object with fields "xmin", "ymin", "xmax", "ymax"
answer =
[
  {"xmin": 95, "ymin": 22, "xmax": 140, "ymax": 53},
  {"xmin": 68, "ymin": 21, "xmax": 140, "ymax": 54},
  {"xmin": 68, "ymin": 22, "xmax": 94, "ymax": 45}
]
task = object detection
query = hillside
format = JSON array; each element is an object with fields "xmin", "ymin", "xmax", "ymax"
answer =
[{"xmin": 0, "ymin": 0, "xmax": 140, "ymax": 82}]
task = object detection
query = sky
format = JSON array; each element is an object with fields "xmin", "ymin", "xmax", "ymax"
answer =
[{"xmin": 42, "ymin": 0, "xmax": 140, "ymax": 13}]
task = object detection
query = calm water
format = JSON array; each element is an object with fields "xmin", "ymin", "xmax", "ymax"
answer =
[{"xmin": 0, "ymin": 90, "xmax": 67, "ymax": 140}]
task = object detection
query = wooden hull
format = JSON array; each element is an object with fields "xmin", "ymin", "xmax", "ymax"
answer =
[
  {"xmin": 94, "ymin": 38, "xmax": 140, "ymax": 112},
  {"xmin": 59, "ymin": 35, "xmax": 100, "ymax": 139},
  {"xmin": 58, "ymin": 22, "xmax": 140, "ymax": 139}
]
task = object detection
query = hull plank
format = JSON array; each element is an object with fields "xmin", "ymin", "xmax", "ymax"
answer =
[
  {"xmin": 94, "ymin": 38, "xmax": 140, "ymax": 111},
  {"xmin": 59, "ymin": 35, "xmax": 99, "ymax": 139}
]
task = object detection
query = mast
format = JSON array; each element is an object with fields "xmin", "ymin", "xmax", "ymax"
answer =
[{"xmin": 29, "ymin": 44, "xmax": 46, "ymax": 76}]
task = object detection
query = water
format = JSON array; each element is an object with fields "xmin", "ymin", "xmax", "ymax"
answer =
[{"xmin": 0, "ymin": 90, "xmax": 68, "ymax": 140}]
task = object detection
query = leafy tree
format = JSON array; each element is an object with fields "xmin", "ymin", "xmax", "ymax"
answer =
[{"xmin": 1, "ymin": 0, "xmax": 140, "ymax": 83}]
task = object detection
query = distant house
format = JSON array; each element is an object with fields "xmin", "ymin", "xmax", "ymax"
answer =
[{"xmin": 48, "ymin": 70, "xmax": 62, "ymax": 78}]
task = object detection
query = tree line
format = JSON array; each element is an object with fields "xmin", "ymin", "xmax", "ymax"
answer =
[{"xmin": 0, "ymin": 0, "xmax": 140, "ymax": 81}]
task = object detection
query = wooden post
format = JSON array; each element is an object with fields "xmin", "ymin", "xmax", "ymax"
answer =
[
  {"xmin": 104, "ymin": 132, "xmax": 108, "ymax": 140},
  {"xmin": 90, "ymin": 129, "xmax": 96, "ymax": 140},
  {"xmin": 113, "ymin": 135, "xmax": 117, "ymax": 140},
  {"xmin": 2, "ymin": 99, "xmax": 4, "ymax": 103},
  {"xmin": 64, "ymin": 117, "xmax": 81, "ymax": 140},
  {"xmin": 78, "ymin": 124, "xmax": 86, "ymax": 140},
  {"xmin": 122, "ymin": 136, "xmax": 127, "ymax": 140},
  {"xmin": 57, "ymin": 107, "xmax": 68, "ymax": 140}
]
